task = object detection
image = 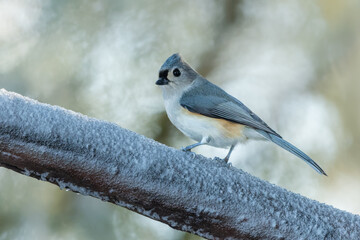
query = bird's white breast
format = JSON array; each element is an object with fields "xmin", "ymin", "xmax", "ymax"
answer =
[{"xmin": 163, "ymin": 92, "xmax": 248, "ymax": 148}]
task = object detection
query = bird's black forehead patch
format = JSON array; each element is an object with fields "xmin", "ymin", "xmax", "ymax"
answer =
[{"xmin": 159, "ymin": 70, "xmax": 168, "ymax": 79}]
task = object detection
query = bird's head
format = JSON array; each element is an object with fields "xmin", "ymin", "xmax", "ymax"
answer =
[{"xmin": 156, "ymin": 53, "xmax": 198, "ymax": 89}]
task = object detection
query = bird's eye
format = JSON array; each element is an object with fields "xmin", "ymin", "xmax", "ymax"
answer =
[{"xmin": 173, "ymin": 68, "xmax": 181, "ymax": 77}]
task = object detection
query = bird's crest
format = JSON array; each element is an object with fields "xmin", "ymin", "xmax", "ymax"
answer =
[{"xmin": 161, "ymin": 53, "xmax": 183, "ymax": 70}]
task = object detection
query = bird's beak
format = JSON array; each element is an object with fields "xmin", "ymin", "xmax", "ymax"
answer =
[{"xmin": 156, "ymin": 78, "xmax": 169, "ymax": 85}]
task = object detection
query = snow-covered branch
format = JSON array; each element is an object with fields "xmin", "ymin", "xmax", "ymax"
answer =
[{"xmin": 0, "ymin": 89, "xmax": 359, "ymax": 239}]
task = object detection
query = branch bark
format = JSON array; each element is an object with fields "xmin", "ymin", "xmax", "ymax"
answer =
[{"xmin": 0, "ymin": 89, "xmax": 359, "ymax": 239}]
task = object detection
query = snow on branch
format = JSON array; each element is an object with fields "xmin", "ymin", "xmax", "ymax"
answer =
[{"xmin": 0, "ymin": 89, "xmax": 359, "ymax": 239}]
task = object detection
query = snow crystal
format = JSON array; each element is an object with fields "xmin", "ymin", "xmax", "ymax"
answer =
[
  {"xmin": 56, "ymin": 179, "xmax": 67, "ymax": 190},
  {"xmin": 40, "ymin": 172, "xmax": 49, "ymax": 181},
  {"xmin": 23, "ymin": 168, "xmax": 31, "ymax": 176}
]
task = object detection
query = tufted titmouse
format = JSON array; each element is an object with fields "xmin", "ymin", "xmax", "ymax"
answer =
[{"xmin": 156, "ymin": 53, "xmax": 326, "ymax": 175}]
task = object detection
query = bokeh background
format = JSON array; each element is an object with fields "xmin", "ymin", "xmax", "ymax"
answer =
[{"xmin": 1, "ymin": 0, "xmax": 359, "ymax": 239}]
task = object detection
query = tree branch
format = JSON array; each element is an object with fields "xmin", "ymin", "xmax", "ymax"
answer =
[{"xmin": 0, "ymin": 89, "xmax": 359, "ymax": 239}]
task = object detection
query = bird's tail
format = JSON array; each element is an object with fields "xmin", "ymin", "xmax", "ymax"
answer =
[{"xmin": 258, "ymin": 131, "xmax": 327, "ymax": 176}]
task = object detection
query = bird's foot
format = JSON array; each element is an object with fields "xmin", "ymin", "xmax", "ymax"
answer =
[
  {"xmin": 213, "ymin": 157, "xmax": 232, "ymax": 167},
  {"xmin": 181, "ymin": 146, "xmax": 191, "ymax": 152},
  {"xmin": 181, "ymin": 147, "xmax": 196, "ymax": 159}
]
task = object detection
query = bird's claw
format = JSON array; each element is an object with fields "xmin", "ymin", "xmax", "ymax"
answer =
[
  {"xmin": 226, "ymin": 161, "xmax": 233, "ymax": 167},
  {"xmin": 213, "ymin": 157, "xmax": 232, "ymax": 167},
  {"xmin": 181, "ymin": 147, "xmax": 196, "ymax": 159},
  {"xmin": 181, "ymin": 146, "xmax": 191, "ymax": 152}
]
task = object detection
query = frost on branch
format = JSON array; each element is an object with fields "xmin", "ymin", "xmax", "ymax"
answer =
[{"xmin": 0, "ymin": 88, "xmax": 359, "ymax": 240}]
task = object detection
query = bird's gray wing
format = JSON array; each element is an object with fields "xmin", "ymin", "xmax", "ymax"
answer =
[{"xmin": 180, "ymin": 80, "xmax": 281, "ymax": 137}]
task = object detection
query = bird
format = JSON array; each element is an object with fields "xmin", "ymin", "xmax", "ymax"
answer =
[{"xmin": 155, "ymin": 53, "xmax": 327, "ymax": 176}]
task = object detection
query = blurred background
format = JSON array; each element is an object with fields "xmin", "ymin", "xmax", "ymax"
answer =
[{"xmin": 0, "ymin": 0, "xmax": 359, "ymax": 239}]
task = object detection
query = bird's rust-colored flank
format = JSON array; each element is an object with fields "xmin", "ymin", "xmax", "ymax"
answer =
[
  {"xmin": 215, "ymin": 117, "xmax": 245, "ymax": 138},
  {"xmin": 182, "ymin": 108, "xmax": 245, "ymax": 139}
]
